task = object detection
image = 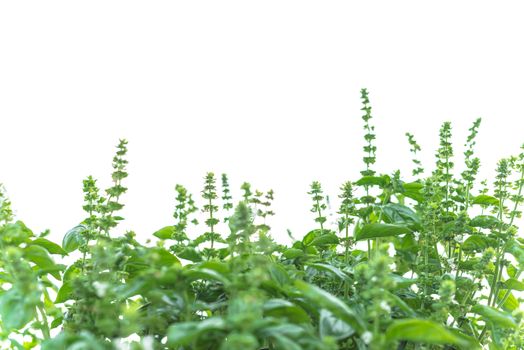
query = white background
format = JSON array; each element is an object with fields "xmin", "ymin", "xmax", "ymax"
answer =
[{"xmin": 1, "ymin": 1, "xmax": 523, "ymax": 243}]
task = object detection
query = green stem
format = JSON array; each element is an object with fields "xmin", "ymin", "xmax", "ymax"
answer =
[{"xmin": 37, "ymin": 305, "xmax": 51, "ymax": 339}]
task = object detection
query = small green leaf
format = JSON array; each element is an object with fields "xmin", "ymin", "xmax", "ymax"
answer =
[
  {"xmin": 355, "ymin": 223, "xmax": 411, "ymax": 241},
  {"xmin": 153, "ymin": 226, "xmax": 175, "ymax": 239}
]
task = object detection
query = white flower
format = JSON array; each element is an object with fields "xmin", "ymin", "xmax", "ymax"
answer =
[
  {"xmin": 362, "ymin": 331, "xmax": 373, "ymax": 344},
  {"xmin": 430, "ymin": 294, "xmax": 441, "ymax": 301},
  {"xmin": 92, "ymin": 281, "xmax": 109, "ymax": 298},
  {"xmin": 380, "ymin": 301, "xmax": 391, "ymax": 313}
]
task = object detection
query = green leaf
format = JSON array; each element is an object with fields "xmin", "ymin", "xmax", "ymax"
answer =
[
  {"xmin": 151, "ymin": 247, "xmax": 181, "ymax": 266},
  {"xmin": 390, "ymin": 274, "xmax": 417, "ymax": 289},
  {"xmin": 62, "ymin": 225, "xmax": 87, "ymax": 253},
  {"xmin": 294, "ymin": 280, "xmax": 366, "ymax": 333},
  {"xmin": 167, "ymin": 322, "xmax": 198, "ymax": 346},
  {"xmin": 153, "ymin": 226, "xmax": 175, "ymax": 239},
  {"xmin": 306, "ymin": 263, "xmax": 349, "ymax": 281},
  {"xmin": 309, "ymin": 233, "xmax": 339, "ymax": 247},
  {"xmin": 319, "ymin": 309, "xmax": 355, "ymax": 340},
  {"xmin": 461, "ymin": 235, "xmax": 489, "ymax": 252},
  {"xmin": 0, "ymin": 221, "xmax": 33, "ymax": 245},
  {"xmin": 302, "ymin": 229, "xmax": 321, "ymax": 245},
  {"xmin": 270, "ymin": 335, "xmax": 302, "ymax": 350},
  {"xmin": 381, "ymin": 203, "xmax": 421, "ymax": 229},
  {"xmin": 385, "ymin": 319, "xmax": 480, "ymax": 349},
  {"xmin": 268, "ymin": 264, "xmax": 291, "ymax": 287},
  {"xmin": 0, "ymin": 289, "xmax": 38, "ymax": 330},
  {"xmin": 502, "ymin": 278, "xmax": 524, "ymax": 291},
  {"xmin": 283, "ymin": 248, "xmax": 304, "ymax": 259},
  {"xmin": 496, "ymin": 290, "xmax": 520, "ymax": 311},
  {"xmin": 471, "ymin": 195, "xmax": 499, "ymax": 206},
  {"xmin": 386, "ymin": 291, "xmax": 416, "ymax": 317},
  {"xmin": 185, "ymin": 268, "xmax": 230, "ymax": 285},
  {"xmin": 471, "ymin": 304, "xmax": 517, "ymax": 329},
  {"xmin": 167, "ymin": 318, "xmax": 227, "ymax": 346},
  {"xmin": 175, "ymin": 247, "xmax": 202, "ymax": 262},
  {"xmin": 470, "ymin": 215, "xmax": 501, "ymax": 229},
  {"xmin": 355, "ymin": 223, "xmax": 411, "ymax": 241},
  {"xmin": 506, "ymin": 239, "xmax": 524, "ymax": 268},
  {"xmin": 23, "ymin": 245, "xmax": 57, "ymax": 271},
  {"xmin": 355, "ymin": 175, "xmax": 389, "ymax": 187},
  {"xmin": 29, "ymin": 238, "xmax": 68, "ymax": 255},
  {"xmin": 402, "ymin": 182, "xmax": 424, "ymax": 202},
  {"xmin": 55, "ymin": 280, "xmax": 74, "ymax": 303},
  {"xmin": 263, "ymin": 299, "xmax": 311, "ymax": 323}
]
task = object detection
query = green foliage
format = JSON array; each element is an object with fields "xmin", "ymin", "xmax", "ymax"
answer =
[{"xmin": 1, "ymin": 91, "xmax": 524, "ymax": 349}]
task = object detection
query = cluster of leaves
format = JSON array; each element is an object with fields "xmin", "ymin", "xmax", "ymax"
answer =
[{"xmin": 1, "ymin": 90, "xmax": 524, "ymax": 350}]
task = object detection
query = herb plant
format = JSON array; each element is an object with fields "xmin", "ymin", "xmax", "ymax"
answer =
[{"xmin": 1, "ymin": 90, "xmax": 523, "ymax": 349}]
